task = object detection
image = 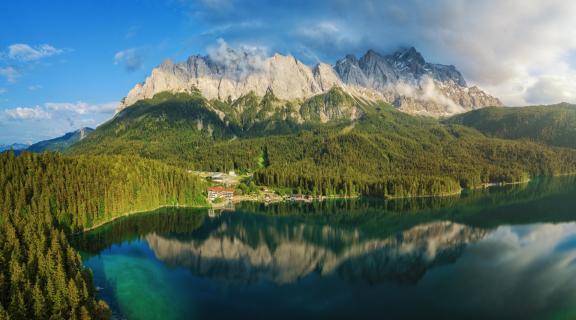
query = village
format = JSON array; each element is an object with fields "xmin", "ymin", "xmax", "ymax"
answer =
[{"xmin": 189, "ymin": 170, "xmax": 317, "ymax": 208}]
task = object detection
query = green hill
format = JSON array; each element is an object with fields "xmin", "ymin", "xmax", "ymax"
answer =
[
  {"xmin": 446, "ymin": 103, "xmax": 576, "ymax": 149},
  {"xmin": 70, "ymin": 91, "xmax": 576, "ymax": 198}
]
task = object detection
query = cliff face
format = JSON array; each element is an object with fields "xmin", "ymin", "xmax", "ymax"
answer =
[
  {"xmin": 119, "ymin": 47, "xmax": 502, "ymax": 118},
  {"xmin": 335, "ymin": 48, "xmax": 502, "ymax": 115}
]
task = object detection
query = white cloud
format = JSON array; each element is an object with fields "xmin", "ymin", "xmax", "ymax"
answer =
[
  {"xmin": 0, "ymin": 88, "xmax": 6, "ymax": 95},
  {"xmin": 324, "ymin": 0, "xmax": 576, "ymax": 105},
  {"xmin": 45, "ymin": 101, "xmax": 117, "ymax": 114},
  {"xmin": 524, "ymin": 76, "xmax": 576, "ymax": 105},
  {"xmin": 7, "ymin": 43, "xmax": 64, "ymax": 61},
  {"xmin": 206, "ymin": 38, "xmax": 268, "ymax": 79},
  {"xmin": 0, "ymin": 101, "xmax": 117, "ymax": 144},
  {"xmin": 114, "ymin": 48, "xmax": 143, "ymax": 72},
  {"xmin": 28, "ymin": 84, "xmax": 42, "ymax": 91},
  {"xmin": 186, "ymin": 0, "xmax": 576, "ymax": 105},
  {"xmin": 393, "ymin": 76, "xmax": 464, "ymax": 114},
  {"xmin": 4, "ymin": 106, "xmax": 51, "ymax": 120},
  {"xmin": 0, "ymin": 66, "xmax": 19, "ymax": 83},
  {"xmin": 420, "ymin": 77, "xmax": 464, "ymax": 113}
]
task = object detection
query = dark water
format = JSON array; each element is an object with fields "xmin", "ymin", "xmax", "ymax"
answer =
[{"xmin": 75, "ymin": 177, "xmax": 576, "ymax": 320}]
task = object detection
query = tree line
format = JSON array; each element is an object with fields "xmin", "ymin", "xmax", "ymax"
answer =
[{"xmin": 0, "ymin": 152, "xmax": 206, "ymax": 319}]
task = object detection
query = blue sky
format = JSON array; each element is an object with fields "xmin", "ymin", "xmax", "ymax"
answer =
[{"xmin": 1, "ymin": 0, "xmax": 576, "ymax": 144}]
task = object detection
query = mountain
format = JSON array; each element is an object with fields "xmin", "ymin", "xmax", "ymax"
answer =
[
  {"xmin": 70, "ymin": 90, "xmax": 576, "ymax": 198},
  {"xmin": 335, "ymin": 48, "xmax": 502, "ymax": 115},
  {"xmin": 447, "ymin": 103, "xmax": 576, "ymax": 149},
  {"xmin": 118, "ymin": 47, "xmax": 501, "ymax": 117},
  {"xmin": 0, "ymin": 143, "xmax": 29, "ymax": 152},
  {"xmin": 0, "ymin": 143, "xmax": 30, "ymax": 153},
  {"xmin": 27, "ymin": 127, "xmax": 94, "ymax": 152}
]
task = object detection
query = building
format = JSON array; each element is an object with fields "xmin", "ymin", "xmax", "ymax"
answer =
[
  {"xmin": 210, "ymin": 173, "xmax": 224, "ymax": 183},
  {"xmin": 290, "ymin": 194, "xmax": 308, "ymax": 201},
  {"xmin": 208, "ymin": 186, "xmax": 235, "ymax": 202},
  {"xmin": 288, "ymin": 194, "xmax": 314, "ymax": 202}
]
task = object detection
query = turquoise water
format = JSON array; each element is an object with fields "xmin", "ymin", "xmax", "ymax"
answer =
[{"xmin": 76, "ymin": 177, "xmax": 576, "ymax": 319}]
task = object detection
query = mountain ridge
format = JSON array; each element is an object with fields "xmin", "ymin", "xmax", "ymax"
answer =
[
  {"xmin": 0, "ymin": 143, "xmax": 30, "ymax": 153},
  {"xmin": 118, "ymin": 47, "xmax": 502, "ymax": 117},
  {"xmin": 447, "ymin": 103, "xmax": 576, "ymax": 149},
  {"xmin": 70, "ymin": 90, "xmax": 576, "ymax": 199},
  {"xmin": 27, "ymin": 127, "xmax": 94, "ymax": 152}
]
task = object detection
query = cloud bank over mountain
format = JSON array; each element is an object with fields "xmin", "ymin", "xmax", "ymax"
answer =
[
  {"xmin": 182, "ymin": 0, "xmax": 576, "ymax": 106},
  {"xmin": 1, "ymin": 0, "xmax": 575, "ymax": 144}
]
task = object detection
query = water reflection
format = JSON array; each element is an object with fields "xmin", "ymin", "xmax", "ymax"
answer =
[
  {"xmin": 145, "ymin": 221, "xmax": 486, "ymax": 285},
  {"xmin": 75, "ymin": 176, "xmax": 576, "ymax": 319},
  {"xmin": 415, "ymin": 222, "xmax": 576, "ymax": 319}
]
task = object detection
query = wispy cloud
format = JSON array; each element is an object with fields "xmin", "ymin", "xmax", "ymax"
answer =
[
  {"xmin": 114, "ymin": 48, "xmax": 144, "ymax": 72},
  {"xmin": 7, "ymin": 43, "xmax": 64, "ymax": 62},
  {"xmin": 0, "ymin": 88, "xmax": 6, "ymax": 95},
  {"xmin": 0, "ymin": 43, "xmax": 67, "ymax": 83},
  {"xmin": 28, "ymin": 84, "xmax": 42, "ymax": 91},
  {"xmin": 0, "ymin": 66, "xmax": 19, "ymax": 83},
  {"xmin": 45, "ymin": 101, "xmax": 117, "ymax": 114},
  {"xmin": 200, "ymin": 20, "xmax": 262, "ymax": 36}
]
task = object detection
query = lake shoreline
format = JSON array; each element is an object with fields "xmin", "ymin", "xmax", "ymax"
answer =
[
  {"xmin": 78, "ymin": 174, "xmax": 576, "ymax": 320},
  {"xmin": 81, "ymin": 174, "xmax": 575, "ymax": 234},
  {"xmin": 79, "ymin": 204, "xmax": 209, "ymax": 233}
]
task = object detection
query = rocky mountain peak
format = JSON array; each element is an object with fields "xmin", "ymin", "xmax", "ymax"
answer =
[
  {"xmin": 392, "ymin": 47, "xmax": 426, "ymax": 65},
  {"xmin": 159, "ymin": 58, "xmax": 174, "ymax": 69},
  {"xmin": 334, "ymin": 55, "xmax": 367, "ymax": 88},
  {"xmin": 77, "ymin": 127, "xmax": 94, "ymax": 140},
  {"xmin": 118, "ymin": 46, "xmax": 502, "ymax": 117},
  {"xmin": 344, "ymin": 54, "xmax": 358, "ymax": 63},
  {"xmin": 364, "ymin": 49, "xmax": 382, "ymax": 58}
]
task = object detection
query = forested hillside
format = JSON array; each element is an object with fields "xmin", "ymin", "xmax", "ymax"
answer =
[
  {"xmin": 0, "ymin": 152, "xmax": 206, "ymax": 319},
  {"xmin": 446, "ymin": 104, "xmax": 576, "ymax": 149},
  {"xmin": 70, "ymin": 91, "xmax": 576, "ymax": 198}
]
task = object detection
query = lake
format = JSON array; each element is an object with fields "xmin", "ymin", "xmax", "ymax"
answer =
[{"xmin": 75, "ymin": 177, "xmax": 576, "ymax": 320}]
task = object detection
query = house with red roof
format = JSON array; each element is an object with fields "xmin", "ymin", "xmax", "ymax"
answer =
[{"xmin": 208, "ymin": 186, "xmax": 235, "ymax": 202}]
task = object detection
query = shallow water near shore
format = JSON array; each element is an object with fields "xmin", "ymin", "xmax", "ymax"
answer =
[{"xmin": 75, "ymin": 176, "xmax": 576, "ymax": 320}]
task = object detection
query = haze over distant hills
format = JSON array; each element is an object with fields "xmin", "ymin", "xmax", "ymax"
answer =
[
  {"xmin": 1, "ymin": 128, "xmax": 94, "ymax": 154},
  {"xmin": 119, "ymin": 47, "xmax": 502, "ymax": 117},
  {"xmin": 0, "ymin": 143, "xmax": 30, "ymax": 153}
]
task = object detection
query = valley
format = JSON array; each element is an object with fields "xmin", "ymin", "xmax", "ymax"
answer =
[{"xmin": 1, "ymin": 24, "xmax": 576, "ymax": 319}]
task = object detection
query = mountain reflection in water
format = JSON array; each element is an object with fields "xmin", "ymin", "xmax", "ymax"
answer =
[
  {"xmin": 75, "ymin": 176, "xmax": 576, "ymax": 320},
  {"xmin": 145, "ymin": 221, "xmax": 485, "ymax": 285}
]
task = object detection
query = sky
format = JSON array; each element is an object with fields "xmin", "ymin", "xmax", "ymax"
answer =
[{"xmin": 1, "ymin": 0, "xmax": 576, "ymax": 144}]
